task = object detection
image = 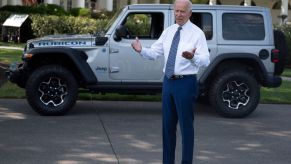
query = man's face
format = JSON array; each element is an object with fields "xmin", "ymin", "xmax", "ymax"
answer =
[{"xmin": 174, "ymin": 1, "xmax": 192, "ymax": 26}]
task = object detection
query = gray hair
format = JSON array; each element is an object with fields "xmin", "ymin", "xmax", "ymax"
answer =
[{"xmin": 174, "ymin": 0, "xmax": 192, "ymax": 12}]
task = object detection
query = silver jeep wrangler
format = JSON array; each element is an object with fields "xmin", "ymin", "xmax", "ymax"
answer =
[{"xmin": 6, "ymin": 4, "xmax": 287, "ymax": 117}]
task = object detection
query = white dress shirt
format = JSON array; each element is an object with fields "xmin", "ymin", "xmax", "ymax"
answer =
[{"xmin": 140, "ymin": 20, "xmax": 210, "ymax": 75}]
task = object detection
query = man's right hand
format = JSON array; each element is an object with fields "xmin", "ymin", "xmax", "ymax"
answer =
[{"xmin": 131, "ymin": 37, "xmax": 142, "ymax": 53}]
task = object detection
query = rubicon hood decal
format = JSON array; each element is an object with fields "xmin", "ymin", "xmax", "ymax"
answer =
[
  {"xmin": 28, "ymin": 34, "xmax": 94, "ymax": 48},
  {"xmin": 37, "ymin": 40, "xmax": 90, "ymax": 47}
]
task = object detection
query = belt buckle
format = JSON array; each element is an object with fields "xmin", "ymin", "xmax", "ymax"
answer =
[
  {"xmin": 171, "ymin": 75, "xmax": 183, "ymax": 80},
  {"xmin": 179, "ymin": 75, "xmax": 184, "ymax": 79}
]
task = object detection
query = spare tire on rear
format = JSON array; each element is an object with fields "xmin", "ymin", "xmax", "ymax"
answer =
[{"xmin": 273, "ymin": 30, "xmax": 288, "ymax": 75}]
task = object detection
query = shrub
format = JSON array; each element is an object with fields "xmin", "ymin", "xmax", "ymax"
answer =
[
  {"xmin": 69, "ymin": 8, "xmax": 91, "ymax": 17},
  {"xmin": 36, "ymin": 4, "xmax": 68, "ymax": 16},
  {"xmin": 69, "ymin": 8, "xmax": 81, "ymax": 17},
  {"xmin": 30, "ymin": 14, "xmax": 109, "ymax": 37},
  {"xmin": 91, "ymin": 11, "xmax": 115, "ymax": 20},
  {"xmin": 79, "ymin": 8, "xmax": 91, "ymax": 17},
  {"xmin": 124, "ymin": 14, "xmax": 151, "ymax": 36},
  {"xmin": 0, "ymin": 4, "xmax": 68, "ymax": 16}
]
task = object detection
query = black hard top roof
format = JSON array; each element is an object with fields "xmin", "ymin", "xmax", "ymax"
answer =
[{"xmin": 127, "ymin": 4, "xmax": 267, "ymax": 11}]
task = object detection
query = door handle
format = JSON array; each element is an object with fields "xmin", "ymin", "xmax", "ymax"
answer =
[
  {"xmin": 110, "ymin": 48, "xmax": 119, "ymax": 53},
  {"xmin": 110, "ymin": 67, "xmax": 120, "ymax": 73}
]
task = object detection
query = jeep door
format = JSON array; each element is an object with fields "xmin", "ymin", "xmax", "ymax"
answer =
[
  {"xmin": 109, "ymin": 10, "xmax": 169, "ymax": 82},
  {"xmin": 190, "ymin": 10, "xmax": 217, "ymax": 79}
]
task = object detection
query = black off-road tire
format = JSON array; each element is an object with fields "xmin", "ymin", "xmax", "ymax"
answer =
[
  {"xmin": 26, "ymin": 65, "xmax": 78, "ymax": 116},
  {"xmin": 209, "ymin": 70, "xmax": 260, "ymax": 118},
  {"xmin": 273, "ymin": 30, "xmax": 287, "ymax": 75}
]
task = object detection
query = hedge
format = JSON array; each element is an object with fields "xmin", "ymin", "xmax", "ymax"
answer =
[
  {"xmin": 0, "ymin": 5, "xmax": 114, "ymax": 38},
  {"xmin": 30, "ymin": 14, "xmax": 109, "ymax": 37},
  {"xmin": 69, "ymin": 8, "xmax": 91, "ymax": 17},
  {"xmin": 0, "ymin": 4, "xmax": 67, "ymax": 16}
]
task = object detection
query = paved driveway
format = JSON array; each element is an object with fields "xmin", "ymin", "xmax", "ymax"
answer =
[{"xmin": 0, "ymin": 99, "xmax": 290, "ymax": 164}]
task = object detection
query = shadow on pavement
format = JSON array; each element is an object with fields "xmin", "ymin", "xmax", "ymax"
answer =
[{"xmin": 1, "ymin": 99, "xmax": 291, "ymax": 164}]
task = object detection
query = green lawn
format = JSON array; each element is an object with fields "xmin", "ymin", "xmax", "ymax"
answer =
[
  {"xmin": 0, "ymin": 42, "xmax": 25, "ymax": 48},
  {"xmin": 0, "ymin": 82, "xmax": 162, "ymax": 101},
  {"xmin": 0, "ymin": 49, "xmax": 22, "ymax": 64},
  {"xmin": 1, "ymin": 81, "xmax": 291, "ymax": 104},
  {"xmin": 282, "ymin": 68, "xmax": 291, "ymax": 77},
  {"xmin": 0, "ymin": 82, "xmax": 25, "ymax": 99},
  {"xmin": 260, "ymin": 80, "xmax": 291, "ymax": 104},
  {"xmin": 1, "ymin": 48, "xmax": 291, "ymax": 104}
]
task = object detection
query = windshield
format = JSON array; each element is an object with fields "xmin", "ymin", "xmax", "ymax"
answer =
[{"xmin": 103, "ymin": 8, "xmax": 123, "ymax": 34}]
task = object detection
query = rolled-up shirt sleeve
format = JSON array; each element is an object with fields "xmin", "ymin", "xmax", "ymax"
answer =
[
  {"xmin": 140, "ymin": 31, "xmax": 166, "ymax": 60},
  {"xmin": 191, "ymin": 32, "xmax": 210, "ymax": 68}
]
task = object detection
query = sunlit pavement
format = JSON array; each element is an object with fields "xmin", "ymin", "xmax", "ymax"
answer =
[{"xmin": 0, "ymin": 99, "xmax": 291, "ymax": 164}]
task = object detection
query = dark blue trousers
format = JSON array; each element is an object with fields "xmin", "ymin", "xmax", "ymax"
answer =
[{"xmin": 162, "ymin": 75, "xmax": 198, "ymax": 164}]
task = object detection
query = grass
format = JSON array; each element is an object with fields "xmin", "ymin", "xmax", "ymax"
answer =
[
  {"xmin": 1, "ymin": 81, "xmax": 291, "ymax": 104},
  {"xmin": 260, "ymin": 80, "xmax": 291, "ymax": 104},
  {"xmin": 0, "ymin": 47, "xmax": 291, "ymax": 104},
  {"xmin": 0, "ymin": 42, "xmax": 25, "ymax": 48},
  {"xmin": 0, "ymin": 82, "xmax": 161, "ymax": 101},
  {"xmin": 0, "ymin": 82, "xmax": 25, "ymax": 99},
  {"xmin": 0, "ymin": 49, "xmax": 23, "ymax": 64},
  {"xmin": 282, "ymin": 68, "xmax": 291, "ymax": 77}
]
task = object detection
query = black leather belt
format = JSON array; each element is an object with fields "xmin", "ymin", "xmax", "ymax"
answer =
[{"xmin": 169, "ymin": 74, "xmax": 196, "ymax": 80}]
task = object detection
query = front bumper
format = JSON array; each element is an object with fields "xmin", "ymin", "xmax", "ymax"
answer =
[{"xmin": 5, "ymin": 62, "xmax": 27, "ymax": 88}]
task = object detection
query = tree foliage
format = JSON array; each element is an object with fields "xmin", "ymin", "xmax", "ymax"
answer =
[{"xmin": 30, "ymin": 14, "xmax": 108, "ymax": 37}]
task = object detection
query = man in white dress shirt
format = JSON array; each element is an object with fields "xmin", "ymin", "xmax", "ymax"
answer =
[{"xmin": 132, "ymin": 0, "xmax": 210, "ymax": 163}]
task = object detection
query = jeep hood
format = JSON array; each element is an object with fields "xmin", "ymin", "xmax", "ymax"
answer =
[{"xmin": 27, "ymin": 34, "xmax": 95, "ymax": 49}]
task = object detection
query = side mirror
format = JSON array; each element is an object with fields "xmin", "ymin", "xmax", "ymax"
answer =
[
  {"xmin": 114, "ymin": 25, "xmax": 131, "ymax": 41},
  {"xmin": 95, "ymin": 36, "xmax": 108, "ymax": 46}
]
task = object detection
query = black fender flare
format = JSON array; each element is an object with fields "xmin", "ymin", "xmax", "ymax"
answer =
[
  {"xmin": 199, "ymin": 53, "xmax": 268, "ymax": 85},
  {"xmin": 26, "ymin": 47, "xmax": 97, "ymax": 84}
]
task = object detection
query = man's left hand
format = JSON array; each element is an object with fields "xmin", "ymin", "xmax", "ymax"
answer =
[{"xmin": 182, "ymin": 48, "xmax": 196, "ymax": 59}]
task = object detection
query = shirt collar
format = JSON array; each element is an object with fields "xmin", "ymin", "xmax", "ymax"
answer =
[{"xmin": 176, "ymin": 20, "xmax": 191, "ymax": 30}]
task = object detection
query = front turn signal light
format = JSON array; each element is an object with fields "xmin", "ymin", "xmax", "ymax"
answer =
[{"xmin": 23, "ymin": 53, "xmax": 34, "ymax": 59}]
